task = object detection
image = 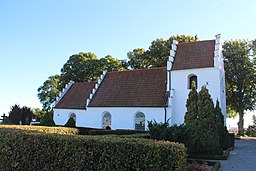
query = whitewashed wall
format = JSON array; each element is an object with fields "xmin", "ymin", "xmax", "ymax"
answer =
[
  {"xmin": 169, "ymin": 67, "xmax": 226, "ymax": 125},
  {"xmin": 54, "ymin": 107, "xmax": 165, "ymax": 130}
]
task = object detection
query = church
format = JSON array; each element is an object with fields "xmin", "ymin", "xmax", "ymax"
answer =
[{"xmin": 53, "ymin": 34, "xmax": 226, "ymax": 130}]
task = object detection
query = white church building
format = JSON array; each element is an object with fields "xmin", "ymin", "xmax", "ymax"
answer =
[{"xmin": 53, "ymin": 34, "xmax": 226, "ymax": 130}]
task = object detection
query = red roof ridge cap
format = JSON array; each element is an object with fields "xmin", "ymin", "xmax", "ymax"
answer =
[
  {"xmin": 107, "ymin": 67, "xmax": 167, "ymax": 74},
  {"xmin": 178, "ymin": 39, "xmax": 215, "ymax": 45}
]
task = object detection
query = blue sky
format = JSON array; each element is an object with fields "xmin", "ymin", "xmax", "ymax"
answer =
[{"xmin": 0, "ymin": 0, "xmax": 256, "ymax": 115}]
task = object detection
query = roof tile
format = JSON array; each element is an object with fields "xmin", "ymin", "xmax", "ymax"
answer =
[
  {"xmin": 55, "ymin": 82, "xmax": 96, "ymax": 109},
  {"xmin": 172, "ymin": 40, "xmax": 215, "ymax": 70},
  {"xmin": 88, "ymin": 68, "xmax": 167, "ymax": 107}
]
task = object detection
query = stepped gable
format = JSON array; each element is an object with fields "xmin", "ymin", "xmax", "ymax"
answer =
[
  {"xmin": 88, "ymin": 67, "xmax": 167, "ymax": 107},
  {"xmin": 172, "ymin": 40, "xmax": 215, "ymax": 70},
  {"xmin": 55, "ymin": 82, "xmax": 96, "ymax": 109}
]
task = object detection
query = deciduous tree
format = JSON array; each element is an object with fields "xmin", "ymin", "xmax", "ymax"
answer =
[
  {"xmin": 37, "ymin": 74, "xmax": 61, "ymax": 111},
  {"xmin": 127, "ymin": 35, "xmax": 198, "ymax": 69},
  {"xmin": 223, "ymin": 40, "xmax": 256, "ymax": 135}
]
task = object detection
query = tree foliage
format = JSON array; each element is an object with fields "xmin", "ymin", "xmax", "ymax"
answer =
[
  {"xmin": 8, "ymin": 104, "xmax": 22, "ymax": 124},
  {"xmin": 40, "ymin": 110, "xmax": 55, "ymax": 126},
  {"xmin": 38, "ymin": 52, "xmax": 127, "ymax": 111},
  {"xmin": 223, "ymin": 40, "xmax": 256, "ymax": 135},
  {"xmin": 184, "ymin": 84, "xmax": 198, "ymax": 127},
  {"xmin": 184, "ymin": 86, "xmax": 223, "ymax": 155},
  {"xmin": 127, "ymin": 35, "xmax": 198, "ymax": 69},
  {"xmin": 8, "ymin": 105, "xmax": 33, "ymax": 125},
  {"xmin": 21, "ymin": 106, "xmax": 33, "ymax": 125},
  {"xmin": 37, "ymin": 74, "xmax": 61, "ymax": 111}
]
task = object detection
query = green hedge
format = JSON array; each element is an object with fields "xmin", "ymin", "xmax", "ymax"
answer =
[
  {"xmin": 228, "ymin": 133, "xmax": 235, "ymax": 147},
  {"xmin": 0, "ymin": 125, "xmax": 95, "ymax": 135},
  {"xmin": 88, "ymin": 129, "xmax": 147, "ymax": 135},
  {"xmin": 0, "ymin": 129, "xmax": 186, "ymax": 171}
]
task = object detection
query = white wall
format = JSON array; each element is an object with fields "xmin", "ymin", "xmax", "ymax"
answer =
[
  {"xmin": 169, "ymin": 67, "xmax": 225, "ymax": 125},
  {"xmin": 54, "ymin": 107, "xmax": 165, "ymax": 130}
]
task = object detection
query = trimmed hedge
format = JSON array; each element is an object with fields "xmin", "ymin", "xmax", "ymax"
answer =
[
  {"xmin": 228, "ymin": 133, "xmax": 235, "ymax": 147},
  {"xmin": 0, "ymin": 129, "xmax": 186, "ymax": 171},
  {"xmin": 88, "ymin": 129, "xmax": 147, "ymax": 135},
  {"xmin": 0, "ymin": 125, "xmax": 96, "ymax": 135}
]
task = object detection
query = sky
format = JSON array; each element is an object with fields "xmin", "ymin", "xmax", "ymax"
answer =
[{"xmin": 0, "ymin": 0, "xmax": 256, "ymax": 116}]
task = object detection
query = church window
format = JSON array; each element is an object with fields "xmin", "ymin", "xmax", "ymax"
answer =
[
  {"xmin": 188, "ymin": 75, "xmax": 198, "ymax": 89},
  {"xmin": 135, "ymin": 112, "xmax": 145, "ymax": 131},
  {"xmin": 102, "ymin": 112, "xmax": 111, "ymax": 129},
  {"xmin": 69, "ymin": 113, "xmax": 76, "ymax": 121}
]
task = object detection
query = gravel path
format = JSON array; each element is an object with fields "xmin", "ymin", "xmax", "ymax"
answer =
[{"xmin": 220, "ymin": 138, "xmax": 256, "ymax": 171}]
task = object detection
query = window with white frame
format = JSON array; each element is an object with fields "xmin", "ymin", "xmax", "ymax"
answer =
[
  {"xmin": 188, "ymin": 75, "xmax": 198, "ymax": 89},
  {"xmin": 135, "ymin": 112, "xmax": 145, "ymax": 131},
  {"xmin": 102, "ymin": 112, "xmax": 111, "ymax": 129},
  {"xmin": 69, "ymin": 113, "xmax": 76, "ymax": 121}
]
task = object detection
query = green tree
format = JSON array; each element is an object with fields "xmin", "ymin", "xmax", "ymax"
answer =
[
  {"xmin": 32, "ymin": 108, "xmax": 47, "ymax": 123},
  {"xmin": 127, "ymin": 35, "xmax": 198, "ymax": 69},
  {"xmin": 8, "ymin": 105, "xmax": 34, "ymax": 125},
  {"xmin": 38, "ymin": 52, "xmax": 127, "ymax": 111},
  {"xmin": 196, "ymin": 86, "xmax": 222, "ymax": 154},
  {"xmin": 184, "ymin": 84, "xmax": 198, "ymax": 127},
  {"xmin": 127, "ymin": 48, "xmax": 148, "ymax": 69},
  {"xmin": 60, "ymin": 52, "xmax": 100, "ymax": 85},
  {"xmin": 99, "ymin": 55, "xmax": 127, "ymax": 72},
  {"xmin": 40, "ymin": 110, "xmax": 55, "ymax": 126},
  {"xmin": 223, "ymin": 40, "xmax": 256, "ymax": 135},
  {"xmin": 8, "ymin": 104, "xmax": 22, "ymax": 124},
  {"xmin": 184, "ymin": 86, "xmax": 222, "ymax": 154},
  {"xmin": 60, "ymin": 53, "xmax": 127, "ymax": 87},
  {"xmin": 215, "ymin": 100, "xmax": 231, "ymax": 150},
  {"xmin": 37, "ymin": 74, "xmax": 61, "ymax": 111},
  {"xmin": 21, "ymin": 106, "xmax": 33, "ymax": 125}
]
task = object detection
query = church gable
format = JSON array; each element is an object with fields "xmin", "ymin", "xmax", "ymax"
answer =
[
  {"xmin": 55, "ymin": 82, "xmax": 96, "ymax": 109},
  {"xmin": 88, "ymin": 67, "xmax": 167, "ymax": 107},
  {"xmin": 172, "ymin": 40, "xmax": 215, "ymax": 70}
]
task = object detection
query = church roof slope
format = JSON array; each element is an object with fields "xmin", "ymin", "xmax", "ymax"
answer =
[
  {"xmin": 88, "ymin": 67, "xmax": 167, "ymax": 107},
  {"xmin": 172, "ymin": 40, "xmax": 215, "ymax": 70},
  {"xmin": 55, "ymin": 82, "xmax": 96, "ymax": 109}
]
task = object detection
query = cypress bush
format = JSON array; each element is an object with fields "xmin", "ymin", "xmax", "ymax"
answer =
[
  {"xmin": 215, "ymin": 100, "xmax": 231, "ymax": 150},
  {"xmin": 0, "ymin": 128, "xmax": 187, "ymax": 171},
  {"xmin": 184, "ymin": 86, "xmax": 223, "ymax": 155},
  {"xmin": 64, "ymin": 117, "xmax": 76, "ymax": 127}
]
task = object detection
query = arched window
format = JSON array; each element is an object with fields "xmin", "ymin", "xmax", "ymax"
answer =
[
  {"xmin": 135, "ymin": 112, "xmax": 145, "ymax": 131},
  {"xmin": 188, "ymin": 75, "xmax": 198, "ymax": 89},
  {"xmin": 102, "ymin": 112, "xmax": 111, "ymax": 129},
  {"xmin": 69, "ymin": 113, "xmax": 76, "ymax": 121}
]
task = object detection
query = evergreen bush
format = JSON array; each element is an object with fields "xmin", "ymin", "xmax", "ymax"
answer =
[
  {"xmin": 184, "ymin": 86, "xmax": 222, "ymax": 155},
  {"xmin": 214, "ymin": 100, "xmax": 231, "ymax": 150},
  {"xmin": 64, "ymin": 117, "xmax": 76, "ymax": 127},
  {"xmin": 246, "ymin": 115, "xmax": 256, "ymax": 137}
]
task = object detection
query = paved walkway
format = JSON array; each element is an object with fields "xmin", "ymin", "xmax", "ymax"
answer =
[{"xmin": 220, "ymin": 138, "xmax": 256, "ymax": 171}]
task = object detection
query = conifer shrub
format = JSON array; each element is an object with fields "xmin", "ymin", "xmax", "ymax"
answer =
[
  {"xmin": 184, "ymin": 86, "xmax": 223, "ymax": 155},
  {"xmin": 64, "ymin": 117, "xmax": 76, "ymax": 127},
  {"xmin": 148, "ymin": 120, "xmax": 190, "ymax": 144},
  {"xmin": 0, "ymin": 128, "xmax": 187, "ymax": 171},
  {"xmin": 246, "ymin": 115, "xmax": 256, "ymax": 137},
  {"xmin": 214, "ymin": 100, "xmax": 231, "ymax": 150}
]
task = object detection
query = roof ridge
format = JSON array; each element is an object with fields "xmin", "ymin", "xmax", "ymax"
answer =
[
  {"xmin": 108, "ymin": 67, "xmax": 167, "ymax": 74},
  {"xmin": 178, "ymin": 39, "xmax": 215, "ymax": 45},
  {"xmin": 75, "ymin": 82, "xmax": 97, "ymax": 85}
]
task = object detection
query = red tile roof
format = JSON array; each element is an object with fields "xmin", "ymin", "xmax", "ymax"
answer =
[
  {"xmin": 172, "ymin": 40, "xmax": 215, "ymax": 70},
  {"xmin": 55, "ymin": 82, "xmax": 96, "ymax": 109},
  {"xmin": 88, "ymin": 68, "xmax": 167, "ymax": 107},
  {"xmin": 54, "ymin": 39, "xmax": 216, "ymax": 109}
]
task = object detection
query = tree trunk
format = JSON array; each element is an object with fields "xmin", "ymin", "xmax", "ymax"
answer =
[{"xmin": 237, "ymin": 110, "xmax": 244, "ymax": 135}]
